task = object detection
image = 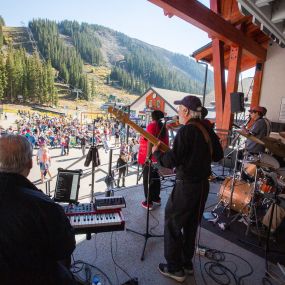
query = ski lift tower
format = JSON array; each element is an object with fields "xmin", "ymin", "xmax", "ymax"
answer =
[{"xmin": 73, "ymin": 88, "xmax": 82, "ymax": 100}]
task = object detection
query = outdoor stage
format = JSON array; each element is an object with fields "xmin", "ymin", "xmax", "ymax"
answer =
[{"xmin": 71, "ymin": 176, "xmax": 284, "ymax": 285}]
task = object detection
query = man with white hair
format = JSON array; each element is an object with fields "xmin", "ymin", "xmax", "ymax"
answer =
[
  {"xmin": 152, "ymin": 96, "xmax": 223, "ymax": 282},
  {"xmin": 0, "ymin": 135, "xmax": 76, "ymax": 285}
]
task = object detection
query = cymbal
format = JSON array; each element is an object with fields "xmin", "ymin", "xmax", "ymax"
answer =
[
  {"xmin": 262, "ymin": 137, "xmax": 285, "ymax": 158},
  {"xmin": 236, "ymin": 130, "xmax": 265, "ymax": 145},
  {"xmin": 250, "ymin": 160, "xmax": 278, "ymax": 170}
]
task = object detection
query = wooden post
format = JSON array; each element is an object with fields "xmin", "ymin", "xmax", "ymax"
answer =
[
  {"xmin": 251, "ymin": 62, "xmax": 264, "ymax": 108},
  {"xmin": 212, "ymin": 38, "xmax": 226, "ymax": 131},
  {"xmin": 221, "ymin": 45, "xmax": 242, "ymax": 146}
]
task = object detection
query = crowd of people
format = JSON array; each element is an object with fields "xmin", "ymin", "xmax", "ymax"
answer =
[{"xmin": 0, "ymin": 110, "xmax": 141, "ymax": 184}]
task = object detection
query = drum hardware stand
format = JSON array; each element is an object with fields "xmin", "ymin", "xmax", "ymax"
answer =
[
  {"xmin": 211, "ymin": 142, "xmax": 243, "ymax": 225},
  {"xmin": 227, "ymin": 142, "xmax": 243, "ymax": 218},
  {"xmin": 126, "ymin": 153, "xmax": 163, "ymax": 261},
  {"xmin": 221, "ymin": 130, "xmax": 243, "ymax": 177},
  {"xmin": 245, "ymin": 167, "xmax": 262, "ymax": 241}
]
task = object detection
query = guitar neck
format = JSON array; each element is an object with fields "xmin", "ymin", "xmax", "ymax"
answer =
[{"xmin": 108, "ymin": 107, "xmax": 170, "ymax": 152}]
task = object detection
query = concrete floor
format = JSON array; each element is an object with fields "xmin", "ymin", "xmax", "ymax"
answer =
[{"xmin": 71, "ymin": 180, "xmax": 283, "ymax": 285}]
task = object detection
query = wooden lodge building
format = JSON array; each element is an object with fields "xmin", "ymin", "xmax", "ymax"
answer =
[{"xmin": 129, "ymin": 87, "xmax": 203, "ymax": 119}]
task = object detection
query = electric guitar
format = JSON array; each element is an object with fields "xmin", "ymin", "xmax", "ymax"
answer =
[{"xmin": 108, "ymin": 107, "xmax": 170, "ymax": 152}]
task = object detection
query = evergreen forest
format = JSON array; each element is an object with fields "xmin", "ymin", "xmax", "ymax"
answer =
[{"xmin": 0, "ymin": 16, "xmax": 214, "ymax": 105}]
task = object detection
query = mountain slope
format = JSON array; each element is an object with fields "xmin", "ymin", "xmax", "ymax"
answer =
[{"xmin": 32, "ymin": 19, "xmax": 213, "ymax": 95}]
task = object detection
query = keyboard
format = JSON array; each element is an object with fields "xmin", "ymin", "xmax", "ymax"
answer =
[
  {"xmin": 62, "ymin": 203, "xmax": 125, "ymax": 235},
  {"xmin": 95, "ymin": 196, "xmax": 126, "ymax": 210}
]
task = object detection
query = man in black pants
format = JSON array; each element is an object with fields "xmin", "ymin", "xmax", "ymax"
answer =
[
  {"xmin": 0, "ymin": 135, "xmax": 76, "ymax": 285},
  {"xmin": 152, "ymin": 96, "xmax": 223, "ymax": 282}
]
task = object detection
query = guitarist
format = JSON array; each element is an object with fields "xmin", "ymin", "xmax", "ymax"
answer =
[
  {"xmin": 152, "ymin": 96, "xmax": 223, "ymax": 282},
  {"xmin": 138, "ymin": 110, "xmax": 169, "ymax": 211}
]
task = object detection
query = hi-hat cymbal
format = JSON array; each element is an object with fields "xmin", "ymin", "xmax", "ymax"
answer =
[
  {"xmin": 250, "ymin": 160, "xmax": 278, "ymax": 170},
  {"xmin": 262, "ymin": 137, "xmax": 285, "ymax": 158},
  {"xmin": 236, "ymin": 130, "xmax": 265, "ymax": 145}
]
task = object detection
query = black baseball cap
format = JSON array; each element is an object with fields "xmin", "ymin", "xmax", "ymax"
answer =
[{"xmin": 174, "ymin": 95, "xmax": 202, "ymax": 112}]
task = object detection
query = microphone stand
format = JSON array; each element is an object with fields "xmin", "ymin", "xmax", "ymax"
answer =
[
  {"xmin": 126, "ymin": 152, "xmax": 163, "ymax": 261},
  {"xmin": 90, "ymin": 119, "xmax": 96, "ymax": 203}
]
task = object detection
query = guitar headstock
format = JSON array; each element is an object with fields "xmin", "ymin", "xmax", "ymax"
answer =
[{"xmin": 108, "ymin": 106, "xmax": 128, "ymax": 123}]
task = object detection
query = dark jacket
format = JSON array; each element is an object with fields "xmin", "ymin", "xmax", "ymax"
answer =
[
  {"xmin": 117, "ymin": 155, "xmax": 128, "ymax": 170},
  {"xmin": 246, "ymin": 117, "xmax": 269, "ymax": 154},
  {"xmin": 0, "ymin": 173, "xmax": 76, "ymax": 285},
  {"xmin": 154, "ymin": 119, "xmax": 223, "ymax": 182}
]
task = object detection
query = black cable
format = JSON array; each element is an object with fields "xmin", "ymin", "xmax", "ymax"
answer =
[
  {"xmin": 199, "ymin": 248, "xmax": 254, "ymax": 285},
  {"xmin": 84, "ymin": 265, "xmax": 92, "ymax": 285},
  {"xmin": 72, "ymin": 260, "xmax": 114, "ymax": 285},
  {"xmin": 204, "ymin": 261, "xmax": 237, "ymax": 285},
  {"xmin": 223, "ymin": 251, "xmax": 254, "ymax": 284},
  {"xmin": 110, "ymin": 232, "xmax": 133, "ymax": 281},
  {"xmin": 112, "ymin": 232, "xmax": 120, "ymax": 285}
]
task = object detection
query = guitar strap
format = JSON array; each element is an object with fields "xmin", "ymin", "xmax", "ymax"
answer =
[{"xmin": 188, "ymin": 121, "xmax": 213, "ymax": 160}]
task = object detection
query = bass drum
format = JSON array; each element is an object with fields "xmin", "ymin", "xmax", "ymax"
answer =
[{"xmin": 219, "ymin": 177, "xmax": 253, "ymax": 214}]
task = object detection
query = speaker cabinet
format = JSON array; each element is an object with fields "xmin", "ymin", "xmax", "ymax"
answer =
[{"xmin": 230, "ymin": 92, "xmax": 245, "ymax": 113}]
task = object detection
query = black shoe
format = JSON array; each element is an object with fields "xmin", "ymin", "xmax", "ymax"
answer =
[
  {"xmin": 184, "ymin": 262, "xmax": 194, "ymax": 275},
  {"xmin": 158, "ymin": 263, "xmax": 186, "ymax": 282}
]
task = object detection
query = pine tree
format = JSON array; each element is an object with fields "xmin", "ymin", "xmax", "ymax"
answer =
[
  {"xmin": 0, "ymin": 52, "xmax": 7, "ymax": 100},
  {"xmin": 91, "ymin": 78, "xmax": 96, "ymax": 98}
]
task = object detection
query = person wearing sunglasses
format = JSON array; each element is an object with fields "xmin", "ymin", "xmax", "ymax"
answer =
[{"xmin": 243, "ymin": 105, "xmax": 271, "ymax": 155}]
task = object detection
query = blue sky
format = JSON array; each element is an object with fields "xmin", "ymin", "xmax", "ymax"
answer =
[
  {"xmin": 1, "ymin": 0, "xmax": 210, "ymax": 56},
  {"xmin": 1, "ymin": 0, "xmax": 254, "ymax": 77}
]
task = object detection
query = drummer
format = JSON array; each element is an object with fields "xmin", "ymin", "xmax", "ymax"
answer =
[{"xmin": 241, "ymin": 105, "xmax": 271, "ymax": 155}]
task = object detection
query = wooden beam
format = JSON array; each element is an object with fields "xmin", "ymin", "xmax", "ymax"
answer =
[
  {"xmin": 148, "ymin": 0, "xmax": 267, "ymax": 61},
  {"xmin": 212, "ymin": 41, "xmax": 226, "ymax": 131},
  {"xmin": 210, "ymin": 0, "xmax": 220, "ymax": 14},
  {"xmin": 251, "ymin": 63, "xmax": 263, "ymax": 108},
  {"xmin": 193, "ymin": 45, "xmax": 212, "ymax": 61},
  {"xmin": 222, "ymin": 46, "xmax": 242, "ymax": 132}
]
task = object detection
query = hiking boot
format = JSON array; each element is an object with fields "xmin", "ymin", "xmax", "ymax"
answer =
[
  {"xmin": 152, "ymin": 198, "xmax": 161, "ymax": 206},
  {"xmin": 184, "ymin": 262, "xmax": 194, "ymax": 275},
  {"xmin": 141, "ymin": 201, "xmax": 153, "ymax": 211},
  {"xmin": 158, "ymin": 263, "xmax": 186, "ymax": 282}
]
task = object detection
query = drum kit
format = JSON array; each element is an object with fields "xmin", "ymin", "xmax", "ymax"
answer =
[{"xmin": 217, "ymin": 131, "xmax": 285, "ymax": 234}]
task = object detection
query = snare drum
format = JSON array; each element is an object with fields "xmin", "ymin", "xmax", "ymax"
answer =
[
  {"xmin": 242, "ymin": 163, "xmax": 257, "ymax": 181},
  {"xmin": 219, "ymin": 177, "xmax": 253, "ymax": 214}
]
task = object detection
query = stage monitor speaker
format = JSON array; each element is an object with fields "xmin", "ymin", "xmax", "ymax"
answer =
[{"xmin": 230, "ymin": 92, "xmax": 245, "ymax": 113}]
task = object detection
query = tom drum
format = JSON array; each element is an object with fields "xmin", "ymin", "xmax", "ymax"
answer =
[{"xmin": 219, "ymin": 177, "xmax": 253, "ymax": 214}]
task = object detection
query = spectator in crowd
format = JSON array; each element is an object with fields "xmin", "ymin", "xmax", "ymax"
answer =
[
  {"xmin": 116, "ymin": 152, "xmax": 128, "ymax": 188},
  {"xmin": 36, "ymin": 143, "xmax": 52, "ymax": 183},
  {"xmin": 65, "ymin": 135, "xmax": 70, "ymax": 155},
  {"xmin": 80, "ymin": 136, "xmax": 86, "ymax": 156}
]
